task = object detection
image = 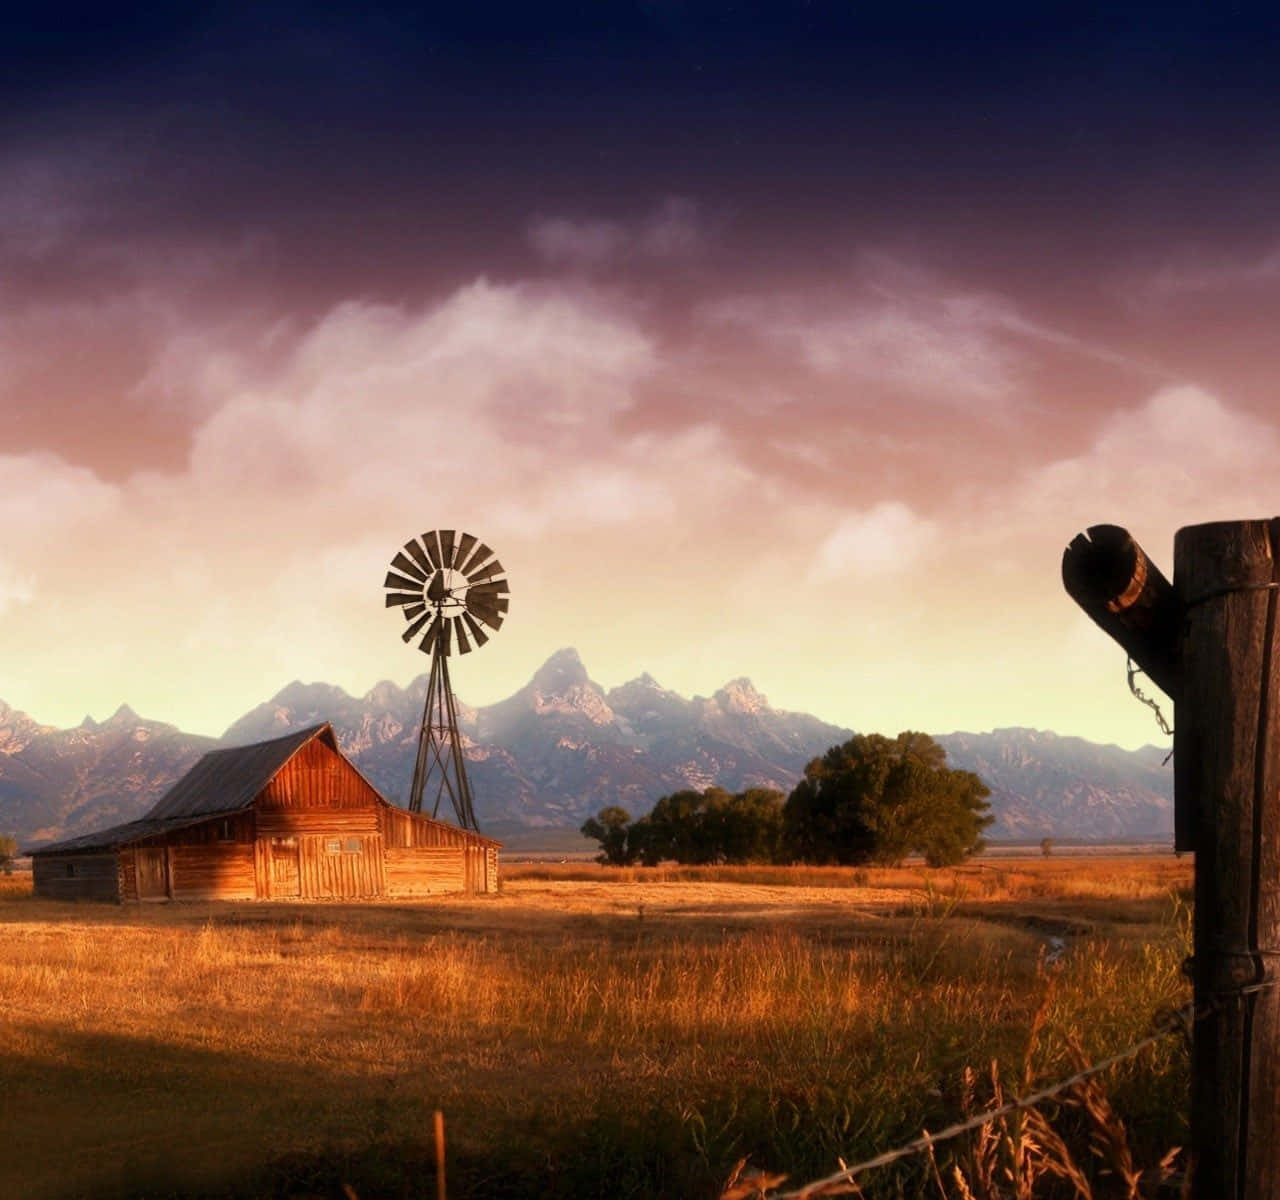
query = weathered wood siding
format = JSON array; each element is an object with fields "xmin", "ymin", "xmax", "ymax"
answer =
[
  {"xmin": 33, "ymin": 853, "xmax": 121, "ymax": 902},
  {"xmin": 119, "ymin": 849, "xmax": 138, "ymax": 902},
  {"xmin": 385, "ymin": 847, "xmax": 466, "ymax": 895},
  {"xmin": 258, "ymin": 737, "xmax": 382, "ymax": 809},
  {"xmin": 252, "ymin": 740, "xmax": 386, "ymax": 898},
  {"xmin": 381, "ymin": 807, "xmax": 499, "ymax": 895},
  {"xmin": 169, "ymin": 844, "xmax": 255, "ymax": 900}
]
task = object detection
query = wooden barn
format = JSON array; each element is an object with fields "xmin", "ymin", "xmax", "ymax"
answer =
[{"xmin": 28, "ymin": 724, "xmax": 500, "ymax": 902}]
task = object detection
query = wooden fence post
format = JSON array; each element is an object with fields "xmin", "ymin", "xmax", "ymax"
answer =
[
  {"xmin": 1064, "ymin": 518, "xmax": 1280, "ymax": 1198},
  {"xmin": 1175, "ymin": 519, "xmax": 1280, "ymax": 1200}
]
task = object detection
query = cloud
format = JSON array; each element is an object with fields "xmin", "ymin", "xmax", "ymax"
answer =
[
  {"xmin": 0, "ymin": 562, "xmax": 34, "ymax": 618},
  {"xmin": 0, "ymin": 452, "xmax": 121, "ymax": 543},
  {"xmin": 638, "ymin": 197, "xmax": 704, "ymax": 258},
  {"xmin": 708, "ymin": 291, "xmax": 1021, "ymax": 405},
  {"xmin": 706, "ymin": 254, "xmax": 1161, "ymax": 411},
  {"xmin": 528, "ymin": 218, "xmax": 629, "ymax": 269},
  {"xmin": 808, "ymin": 501, "xmax": 939, "ymax": 582},
  {"xmin": 1129, "ymin": 244, "xmax": 1280, "ymax": 302},
  {"xmin": 1020, "ymin": 385, "xmax": 1280, "ymax": 535},
  {"xmin": 528, "ymin": 197, "xmax": 707, "ymax": 269},
  {"xmin": 0, "ymin": 453, "xmax": 121, "ymax": 614}
]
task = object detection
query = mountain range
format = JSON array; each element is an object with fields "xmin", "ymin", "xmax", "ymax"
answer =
[{"xmin": 2, "ymin": 647, "xmax": 1173, "ymax": 849}]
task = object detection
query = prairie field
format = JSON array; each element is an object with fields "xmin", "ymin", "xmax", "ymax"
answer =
[{"xmin": 0, "ymin": 857, "xmax": 1192, "ymax": 1199}]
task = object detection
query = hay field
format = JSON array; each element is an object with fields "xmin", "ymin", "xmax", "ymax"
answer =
[{"xmin": 0, "ymin": 858, "xmax": 1192, "ymax": 1199}]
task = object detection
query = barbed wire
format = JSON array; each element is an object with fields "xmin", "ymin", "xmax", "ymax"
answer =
[
  {"xmin": 766, "ymin": 978, "xmax": 1279, "ymax": 1200},
  {"xmin": 1126, "ymin": 655, "xmax": 1173, "ymax": 740}
]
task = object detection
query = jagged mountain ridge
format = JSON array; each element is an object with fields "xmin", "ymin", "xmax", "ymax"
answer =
[
  {"xmin": 219, "ymin": 648, "xmax": 850, "ymax": 828},
  {"xmin": 2, "ymin": 649, "xmax": 1174, "ymax": 847}
]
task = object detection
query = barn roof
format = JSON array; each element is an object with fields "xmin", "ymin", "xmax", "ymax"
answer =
[
  {"xmin": 25, "ymin": 814, "xmax": 219, "ymax": 855},
  {"xmin": 27, "ymin": 724, "xmax": 340, "ymax": 855},
  {"xmin": 144, "ymin": 723, "xmax": 336, "ymax": 820}
]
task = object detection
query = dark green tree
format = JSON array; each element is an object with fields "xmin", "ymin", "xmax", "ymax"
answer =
[
  {"xmin": 645, "ymin": 789, "xmax": 712, "ymax": 863},
  {"xmin": 784, "ymin": 732, "xmax": 991, "ymax": 867},
  {"xmin": 580, "ymin": 806, "xmax": 635, "ymax": 865},
  {"xmin": 703, "ymin": 787, "xmax": 786, "ymax": 864}
]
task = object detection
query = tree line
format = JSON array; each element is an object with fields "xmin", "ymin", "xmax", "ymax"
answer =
[{"xmin": 581, "ymin": 732, "xmax": 992, "ymax": 868}]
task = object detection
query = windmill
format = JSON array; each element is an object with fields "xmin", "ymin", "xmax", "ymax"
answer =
[{"xmin": 383, "ymin": 530, "xmax": 509, "ymax": 831}]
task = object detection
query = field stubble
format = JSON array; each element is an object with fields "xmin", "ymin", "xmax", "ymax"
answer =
[{"xmin": 0, "ymin": 858, "xmax": 1192, "ymax": 1199}]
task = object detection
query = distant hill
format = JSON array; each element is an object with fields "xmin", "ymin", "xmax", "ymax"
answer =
[{"xmin": 3, "ymin": 649, "xmax": 1173, "ymax": 848}]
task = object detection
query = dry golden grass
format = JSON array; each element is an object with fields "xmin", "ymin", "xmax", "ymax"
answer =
[{"xmin": 0, "ymin": 858, "xmax": 1192, "ymax": 1199}]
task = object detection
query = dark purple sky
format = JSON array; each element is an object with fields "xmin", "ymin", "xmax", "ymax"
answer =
[{"xmin": 3, "ymin": 2, "xmax": 1278, "ymax": 744}]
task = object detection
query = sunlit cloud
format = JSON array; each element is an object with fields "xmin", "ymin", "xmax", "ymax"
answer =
[
  {"xmin": 1017, "ymin": 385, "xmax": 1280, "ymax": 543},
  {"xmin": 808, "ymin": 501, "xmax": 939, "ymax": 582}
]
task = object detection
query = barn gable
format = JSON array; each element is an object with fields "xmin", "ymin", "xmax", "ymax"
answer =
[
  {"xmin": 29, "ymin": 723, "xmax": 499, "ymax": 902},
  {"xmin": 145, "ymin": 724, "xmax": 341, "ymax": 819}
]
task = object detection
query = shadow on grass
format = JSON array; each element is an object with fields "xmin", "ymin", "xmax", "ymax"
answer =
[{"xmin": 1, "ymin": 1024, "xmax": 748, "ymax": 1200}]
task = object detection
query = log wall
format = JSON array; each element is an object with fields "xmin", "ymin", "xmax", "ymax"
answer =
[
  {"xmin": 33, "ymin": 853, "xmax": 121, "ymax": 902},
  {"xmin": 169, "ymin": 844, "xmax": 256, "ymax": 900},
  {"xmin": 381, "ymin": 807, "xmax": 499, "ymax": 895},
  {"xmin": 385, "ymin": 847, "xmax": 466, "ymax": 895}
]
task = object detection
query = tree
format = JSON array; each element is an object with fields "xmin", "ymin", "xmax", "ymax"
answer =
[
  {"xmin": 1040, "ymin": 837, "xmax": 1054, "ymax": 858},
  {"xmin": 783, "ymin": 732, "xmax": 992, "ymax": 867},
  {"xmin": 702, "ymin": 787, "xmax": 786, "ymax": 864},
  {"xmin": 0, "ymin": 834, "xmax": 17, "ymax": 875},
  {"xmin": 580, "ymin": 806, "xmax": 635, "ymax": 865},
  {"xmin": 645, "ymin": 789, "xmax": 712, "ymax": 864}
]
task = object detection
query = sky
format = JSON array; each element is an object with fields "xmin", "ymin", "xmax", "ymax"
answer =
[{"xmin": 2, "ymin": 2, "xmax": 1279, "ymax": 749}]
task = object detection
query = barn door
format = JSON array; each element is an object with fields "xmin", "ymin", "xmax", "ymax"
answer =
[
  {"xmin": 271, "ymin": 837, "xmax": 301, "ymax": 897},
  {"xmin": 136, "ymin": 847, "xmax": 169, "ymax": 900}
]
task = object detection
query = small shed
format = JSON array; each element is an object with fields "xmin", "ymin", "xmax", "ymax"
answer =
[{"xmin": 28, "ymin": 724, "xmax": 500, "ymax": 902}]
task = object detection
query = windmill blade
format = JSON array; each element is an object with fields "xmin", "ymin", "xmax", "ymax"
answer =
[
  {"xmin": 466, "ymin": 597, "xmax": 507, "ymax": 629},
  {"xmin": 384, "ymin": 570, "xmax": 424, "ymax": 593},
  {"xmin": 462, "ymin": 612, "xmax": 489, "ymax": 647},
  {"xmin": 386, "ymin": 591, "xmax": 423, "ymax": 608},
  {"xmin": 465, "ymin": 605, "xmax": 496, "ymax": 628},
  {"xmin": 467, "ymin": 579, "xmax": 509, "ymax": 597},
  {"xmin": 460, "ymin": 542, "xmax": 492, "ymax": 575},
  {"xmin": 467, "ymin": 560, "xmax": 505, "ymax": 584},
  {"xmin": 404, "ymin": 538, "xmax": 433, "ymax": 576},
  {"xmin": 466, "ymin": 591, "xmax": 510, "ymax": 613},
  {"xmin": 453, "ymin": 532, "xmax": 477, "ymax": 569},
  {"xmin": 402, "ymin": 610, "xmax": 433, "ymax": 641},
  {"xmin": 391, "ymin": 551, "xmax": 428, "ymax": 582},
  {"xmin": 423, "ymin": 530, "xmax": 444, "ymax": 570},
  {"xmin": 454, "ymin": 616, "xmax": 472, "ymax": 654},
  {"xmin": 403, "ymin": 602, "xmax": 427, "ymax": 620},
  {"xmin": 419, "ymin": 616, "xmax": 442, "ymax": 655},
  {"xmin": 474, "ymin": 609, "xmax": 505, "ymax": 632},
  {"xmin": 438, "ymin": 530, "xmax": 456, "ymax": 570},
  {"xmin": 439, "ymin": 616, "xmax": 453, "ymax": 656}
]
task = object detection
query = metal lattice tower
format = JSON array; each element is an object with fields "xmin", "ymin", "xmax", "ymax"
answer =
[{"xmin": 382, "ymin": 530, "xmax": 509, "ymax": 830}]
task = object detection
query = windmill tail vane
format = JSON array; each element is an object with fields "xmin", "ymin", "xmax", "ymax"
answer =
[{"xmin": 383, "ymin": 529, "xmax": 509, "ymax": 832}]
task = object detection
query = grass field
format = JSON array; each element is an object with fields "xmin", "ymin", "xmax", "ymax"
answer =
[{"xmin": 0, "ymin": 858, "xmax": 1193, "ymax": 1199}]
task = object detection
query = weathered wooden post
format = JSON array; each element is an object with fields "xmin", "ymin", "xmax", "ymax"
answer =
[{"xmin": 1063, "ymin": 518, "xmax": 1280, "ymax": 1199}]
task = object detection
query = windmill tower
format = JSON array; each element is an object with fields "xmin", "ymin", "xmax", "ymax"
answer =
[{"xmin": 383, "ymin": 530, "xmax": 509, "ymax": 831}]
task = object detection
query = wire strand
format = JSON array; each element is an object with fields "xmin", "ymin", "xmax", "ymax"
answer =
[{"xmin": 767, "ymin": 980, "xmax": 1279, "ymax": 1200}]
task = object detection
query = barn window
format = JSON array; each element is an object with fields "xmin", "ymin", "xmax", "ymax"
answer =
[
  {"xmin": 325, "ymin": 838, "xmax": 342, "ymax": 854},
  {"xmin": 216, "ymin": 819, "xmax": 233, "ymax": 841},
  {"xmin": 65, "ymin": 861, "xmax": 75, "ymax": 877},
  {"xmin": 344, "ymin": 837, "xmax": 361, "ymax": 854}
]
